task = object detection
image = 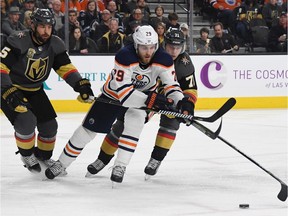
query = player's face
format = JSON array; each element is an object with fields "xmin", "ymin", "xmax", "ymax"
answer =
[
  {"xmin": 35, "ymin": 23, "xmax": 53, "ymax": 43},
  {"xmin": 165, "ymin": 43, "xmax": 182, "ymax": 60},
  {"xmin": 138, "ymin": 44, "xmax": 156, "ymax": 64}
]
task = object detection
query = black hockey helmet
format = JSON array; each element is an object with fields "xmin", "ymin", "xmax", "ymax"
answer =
[
  {"xmin": 164, "ymin": 28, "xmax": 186, "ymax": 53},
  {"xmin": 30, "ymin": 8, "xmax": 55, "ymax": 26},
  {"xmin": 164, "ymin": 28, "xmax": 185, "ymax": 46}
]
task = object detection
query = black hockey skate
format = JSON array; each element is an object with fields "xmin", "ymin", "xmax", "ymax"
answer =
[
  {"xmin": 144, "ymin": 157, "xmax": 161, "ymax": 179},
  {"xmin": 21, "ymin": 154, "xmax": 41, "ymax": 173},
  {"xmin": 110, "ymin": 165, "xmax": 126, "ymax": 183},
  {"xmin": 85, "ymin": 159, "xmax": 106, "ymax": 177},
  {"xmin": 45, "ymin": 160, "xmax": 66, "ymax": 179}
]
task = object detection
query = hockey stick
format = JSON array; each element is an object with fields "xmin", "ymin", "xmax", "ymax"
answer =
[
  {"xmin": 191, "ymin": 120, "xmax": 288, "ymax": 202},
  {"xmin": 93, "ymin": 96, "xmax": 236, "ymax": 123}
]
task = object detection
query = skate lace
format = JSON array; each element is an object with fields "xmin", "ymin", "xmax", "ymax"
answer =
[
  {"xmin": 147, "ymin": 158, "xmax": 161, "ymax": 170},
  {"xmin": 42, "ymin": 158, "xmax": 56, "ymax": 167},
  {"xmin": 112, "ymin": 165, "xmax": 126, "ymax": 177},
  {"xmin": 49, "ymin": 161, "xmax": 64, "ymax": 175},
  {"xmin": 91, "ymin": 159, "xmax": 105, "ymax": 170},
  {"xmin": 22, "ymin": 154, "xmax": 39, "ymax": 166}
]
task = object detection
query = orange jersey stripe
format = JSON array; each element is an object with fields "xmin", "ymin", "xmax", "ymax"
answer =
[{"xmin": 118, "ymin": 85, "xmax": 133, "ymax": 100}]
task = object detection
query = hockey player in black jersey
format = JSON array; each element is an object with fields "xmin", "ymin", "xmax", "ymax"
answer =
[
  {"xmin": 86, "ymin": 28, "xmax": 197, "ymax": 181},
  {"xmin": 44, "ymin": 25, "xmax": 194, "ymax": 182},
  {"xmin": 0, "ymin": 8, "xmax": 94, "ymax": 173}
]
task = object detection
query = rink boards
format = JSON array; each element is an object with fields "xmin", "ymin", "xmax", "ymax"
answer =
[{"xmin": 46, "ymin": 55, "xmax": 287, "ymax": 112}]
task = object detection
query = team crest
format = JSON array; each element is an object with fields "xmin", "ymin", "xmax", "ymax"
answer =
[
  {"xmin": 27, "ymin": 48, "xmax": 36, "ymax": 58},
  {"xmin": 25, "ymin": 57, "xmax": 49, "ymax": 82},
  {"xmin": 17, "ymin": 31, "xmax": 25, "ymax": 38},
  {"xmin": 181, "ymin": 56, "xmax": 190, "ymax": 65},
  {"xmin": 132, "ymin": 72, "xmax": 150, "ymax": 89}
]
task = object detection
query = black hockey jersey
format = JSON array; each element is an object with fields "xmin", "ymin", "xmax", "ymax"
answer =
[{"xmin": 0, "ymin": 30, "xmax": 82, "ymax": 91}]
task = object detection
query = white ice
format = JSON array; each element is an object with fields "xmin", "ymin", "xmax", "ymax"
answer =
[{"xmin": 1, "ymin": 109, "xmax": 287, "ymax": 216}]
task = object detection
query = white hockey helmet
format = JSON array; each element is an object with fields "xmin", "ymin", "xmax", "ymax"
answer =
[{"xmin": 133, "ymin": 25, "xmax": 159, "ymax": 52}]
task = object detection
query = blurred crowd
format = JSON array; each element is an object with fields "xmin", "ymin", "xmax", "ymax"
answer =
[{"xmin": 1, "ymin": 0, "xmax": 287, "ymax": 54}]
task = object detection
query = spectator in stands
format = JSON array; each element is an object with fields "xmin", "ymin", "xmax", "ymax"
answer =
[
  {"xmin": 267, "ymin": 11, "xmax": 287, "ymax": 52},
  {"xmin": 97, "ymin": 18, "xmax": 126, "ymax": 53},
  {"xmin": 149, "ymin": 4, "xmax": 169, "ymax": 30},
  {"xmin": 262, "ymin": 0, "xmax": 283, "ymax": 29},
  {"xmin": 19, "ymin": 0, "xmax": 35, "ymax": 24},
  {"xmin": 210, "ymin": 0, "xmax": 241, "ymax": 32},
  {"xmin": 60, "ymin": 0, "xmax": 81, "ymax": 13},
  {"xmin": 234, "ymin": 0, "xmax": 262, "ymax": 45},
  {"xmin": 2, "ymin": 6, "xmax": 26, "ymax": 36},
  {"xmin": 91, "ymin": 9, "xmax": 112, "ymax": 41},
  {"xmin": 58, "ymin": 9, "xmax": 81, "ymax": 40},
  {"xmin": 51, "ymin": 0, "xmax": 64, "ymax": 33},
  {"xmin": 78, "ymin": 0, "xmax": 100, "ymax": 37},
  {"xmin": 1, "ymin": 0, "xmax": 9, "ymax": 23},
  {"xmin": 166, "ymin": 12, "xmax": 180, "ymax": 30},
  {"xmin": 136, "ymin": 0, "xmax": 150, "ymax": 23},
  {"xmin": 107, "ymin": 0, "xmax": 125, "ymax": 33},
  {"xmin": 114, "ymin": 0, "xmax": 129, "ymax": 16},
  {"xmin": 179, "ymin": 23, "xmax": 190, "ymax": 52},
  {"xmin": 124, "ymin": 8, "xmax": 148, "ymax": 35},
  {"xmin": 127, "ymin": 0, "xmax": 137, "ymax": 14},
  {"xmin": 23, "ymin": 10, "xmax": 32, "ymax": 28},
  {"xmin": 69, "ymin": 26, "xmax": 89, "ymax": 54},
  {"xmin": 155, "ymin": 21, "xmax": 166, "ymax": 46},
  {"xmin": 80, "ymin": 0, "xmax": 105, "ymax": 12},
  {"xmin": 35, "ymin": 0, "xmax": 52, "ymax": 9},
  {"xmin": 194, "ymin": 27, "xmax": 211, "ymax": 54},
  {"xmin": 123, "ymin": 19, "xmax": 141, "ymax": 45},
  {"xmin": 210, "ymin": 22, "xmax": 239, "ymax": 53}
]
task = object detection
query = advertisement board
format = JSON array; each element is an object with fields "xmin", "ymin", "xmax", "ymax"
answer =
[{"xmin": 45, "ymin": 55, "xmax": 287, "ymax": 111}]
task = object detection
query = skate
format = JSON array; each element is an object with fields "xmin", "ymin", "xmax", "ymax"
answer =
[
  {"xmin": 39, "ymin": 158, "xmax": 68, "ymax": 177},
  {"xmin": 21, "ymin": 154, "xmax": 41, "ymax": 173},
  {"xmin": 144, "ymin": 157, "xmax": 161, "ymax": 180},
  {"xmin": 110, "ymin": 165, "xmax": 126, "ymax": 184},
  {"xmin": 85, "ymin": 159, "xmax": 106, "ymax": 177},
  {"xmin": 45, "ymin": 160, "xmax": 66, "ymax": 180}
]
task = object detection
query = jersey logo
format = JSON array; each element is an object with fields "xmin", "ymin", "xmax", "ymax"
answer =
[
  {"xmin": 25, "ymin": 57, "xmax": 49, "ymax": 82},
  {"xmin": 131, "ymin": 72, "xmax": 150, "ymax": 89},
  {"xmin": 181, "ymin": 56, "xmax": 190, "ymax": 65}
]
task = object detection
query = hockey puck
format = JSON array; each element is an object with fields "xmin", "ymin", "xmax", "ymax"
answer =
[{"xmin": 239, "ymin": 204, "xmax": 249, "ymax": 209}]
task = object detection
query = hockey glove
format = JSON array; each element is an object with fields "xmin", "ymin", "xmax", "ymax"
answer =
[
  {"xmin": 1, "ymin": 86, "xmax": 30, "ymax": 113},
  {"xmin": 145, "ymin": 92, "xmax": 174, "ymax": 111},
  {"xmin": 74, "ymin": 78, "xmax": 94, "ymax": 103},
  {"xmin": 177, "ymin": 97, "xmax": 195, "ymax": 125}
]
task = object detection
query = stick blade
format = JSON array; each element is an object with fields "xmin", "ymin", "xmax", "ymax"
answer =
[
  {"xmin": 277, "ymin": 183, "xmax": 288, "ymax": 202},
  {"xmin": 278, "ymin": 183, "xmax": 288, "ymax": 202}
]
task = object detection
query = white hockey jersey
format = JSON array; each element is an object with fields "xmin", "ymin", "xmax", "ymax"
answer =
[{"xmin": 101, "ymin": 44, "xmax": 184, "ymax": 108}]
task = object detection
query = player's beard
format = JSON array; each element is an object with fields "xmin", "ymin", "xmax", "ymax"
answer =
[
  {"xmin": 139, "ymin": 54, "xmax": 152, "ymax": 65},
  {"xmin": 33, "ymin": 30, "xmax": 51, "ymax": 45}
]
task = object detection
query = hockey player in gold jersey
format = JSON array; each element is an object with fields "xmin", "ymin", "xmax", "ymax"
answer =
[{"xmin": 0, "ymin": 8, "xmax": 94, "ymax": 173}]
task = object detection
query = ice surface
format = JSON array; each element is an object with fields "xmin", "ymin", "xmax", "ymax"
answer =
[{"xmin": 1, "ymin": 109, "xmax": 287, "ymax": 216}]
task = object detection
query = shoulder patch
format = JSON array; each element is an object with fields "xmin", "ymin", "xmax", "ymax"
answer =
[
  {"xmin": 151, "ymin": 48, "xmax": 174, "ymax": 67},
  {"xmin": 115, "ymin": 44, "xmax": 138, "ymax": 66},
  {"xmin": 7, "ymin": 30, "xmax": 32, "ymax": 54}
]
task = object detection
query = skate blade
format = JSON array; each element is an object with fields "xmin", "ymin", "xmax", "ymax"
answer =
[
  {"xmin": 145, "ymin": 174, "xmax": 152, "ymax": 181},
  {"xmin": 85, "ymin": 171, "xmax": 94, "ymax": 178},
  {"xmin": 111, "ymin": 181, "xmax": 121, "ymax": 188}
]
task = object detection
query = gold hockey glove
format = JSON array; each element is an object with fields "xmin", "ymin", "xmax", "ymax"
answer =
[
  {"xmin": 1, "ymin": 86, "xmax": 29, "ymax": 113},
  {"xmin": 74, "ymin": 78, "xmax": 94, "ymax": 103}
]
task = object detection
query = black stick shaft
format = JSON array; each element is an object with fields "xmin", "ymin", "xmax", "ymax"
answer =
[{"xmin": 217, "ymin": 135, "xmax": 286, "ymax": 186}]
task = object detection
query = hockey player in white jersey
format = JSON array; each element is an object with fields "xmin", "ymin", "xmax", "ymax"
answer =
[
  {"xmin": 45, "ymin": 25, "xmax": 194, "ymax": 181},
  {"xmin": 86, "ymin": 28, "xmax": 197, "ymax": 180}
]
